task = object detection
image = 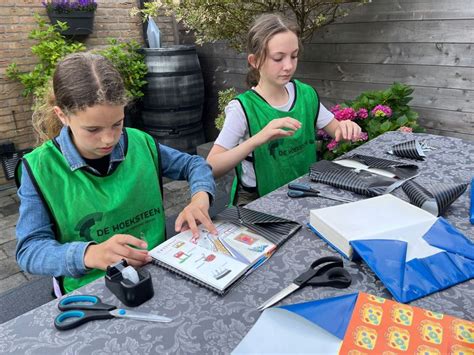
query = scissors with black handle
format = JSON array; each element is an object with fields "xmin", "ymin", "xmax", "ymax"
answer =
[
  {"xmin": 287, "ymin": 183, "xmax": 354, "ymax": 203},
  {"xmin": 54, "ymin": 295, "xmax": 172, "ymax": 331},
  {"xmin": 257, "ymin": 256, "xmax": 352, "ymax": 311}
]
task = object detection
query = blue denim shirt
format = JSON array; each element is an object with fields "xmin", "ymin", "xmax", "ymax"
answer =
[{"xmin": 16, "ymin": 126, "xmax": 215, "ymax": 278}]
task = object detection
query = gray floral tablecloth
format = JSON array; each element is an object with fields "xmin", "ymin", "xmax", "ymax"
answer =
[{"xmin": 1, "ymin": 131, "xmax": 473, "ymax": 354}]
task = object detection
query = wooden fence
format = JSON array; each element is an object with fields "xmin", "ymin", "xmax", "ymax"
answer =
[{"xmin": 196, "ymin": 0, "xmax": 474, "ymax": 141}]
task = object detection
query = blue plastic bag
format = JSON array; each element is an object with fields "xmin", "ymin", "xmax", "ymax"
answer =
[
  {"xmin": 147, "ymin": 17, "xmax": 161, "ymax": 48},
  {"xmin": 470, "ymin": 178, "xmax": 474, "ymax": 224}
]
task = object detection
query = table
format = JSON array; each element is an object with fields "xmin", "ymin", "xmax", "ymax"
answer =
[{"xmin": 1, "ymin": 131, "xmax": 473, "ymax": 354}]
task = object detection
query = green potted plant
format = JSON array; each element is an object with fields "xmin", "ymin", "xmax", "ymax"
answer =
[
  {"xmin": 317, "ymin": 82, "xmax": 424, "ymax": 160},
  {"xmin": 7, "ymin": 15, "xmax": 148, "ymax": 131},
  {"xmin": 6, "ymin": 15, "xmax": 85, "ymax": 112},
  {"xmin": 96, "ymin": 39, "xmax": 148, "ymax": 127},
  {"xmin": 42, "ymin": 0, "xmax": 98, "ymax": 36}
]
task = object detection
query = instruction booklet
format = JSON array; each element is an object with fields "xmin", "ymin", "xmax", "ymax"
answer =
[{"xmin": 149, "ymin": 207, "xmax": 301, "ymax": 294}]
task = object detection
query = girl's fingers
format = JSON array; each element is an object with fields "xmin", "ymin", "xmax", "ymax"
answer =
[
  {"xmin": 175, "ymin": 212, "xmax": 185, "ymax": 232},
  {"xmin": 116, "ymin": 234, "xmax": 148, "ymax": 249}
]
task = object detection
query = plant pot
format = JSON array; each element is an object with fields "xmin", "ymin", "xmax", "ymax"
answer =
[{"xmin": 47, "ymin": 11, "xmax": 95, "ymax": 36}]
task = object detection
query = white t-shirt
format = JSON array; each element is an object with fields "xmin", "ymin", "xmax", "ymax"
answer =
[{"xmin": 215, "ymin": 82, "xmax": 334, "ymax": 187}]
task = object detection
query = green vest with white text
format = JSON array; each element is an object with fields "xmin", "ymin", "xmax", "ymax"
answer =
[
  {"xmin": 21, "ymin": 128, "xmax": 166, "ymax": 293},
  {"xmin": 232, "ymin": 79, "xmax": 319, "ymax": 202}
]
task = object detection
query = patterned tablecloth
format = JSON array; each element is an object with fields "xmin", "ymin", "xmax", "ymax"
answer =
[{"xmin": 1, "ymin": 131, "xmax": 473, "ymax": 354}]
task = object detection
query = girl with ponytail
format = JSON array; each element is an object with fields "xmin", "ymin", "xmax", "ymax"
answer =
[
  {"xmin": 207, "ymin": 14, "xmax": 362, "ymax": 205},
  {"xmin": 16, "ymin": 52, "xmax": 217, "ymax": 294}
]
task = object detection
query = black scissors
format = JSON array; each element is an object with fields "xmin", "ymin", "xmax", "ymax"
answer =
[
  {"xmin": 287, "ymin": 183, "xmax": 354, "ymax": 203},
  {"xmin": 54, "ymin": 295, "xmax": 172, "ymax": 331},
  {"xmin": 257, "ymin": 256, "xmax": 352, "ymax": 311}
]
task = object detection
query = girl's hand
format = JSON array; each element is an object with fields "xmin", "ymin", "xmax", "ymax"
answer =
[
  {"xmin": 84, "ymin": 234, "xmax": 151, "ymax": 270},
  {"xmin": 254, "ymin": 117, "xmax": 302, "ymax": 145},
  {"xmin": 175, "ymin": 191, "xmax": 217, "ymax": 239},
  {"xmin": 334, "ymin": 120, "xmax": 362, "ymax": 142}
]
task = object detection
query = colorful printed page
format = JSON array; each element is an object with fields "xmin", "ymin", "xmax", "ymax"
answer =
[
  {"xmin": 149, "ymin": 222, "xmax": 275, "ymax": 292},
  {"xmin": 339, "ymin": 292, "xmax": 474, "ymax": 354}
]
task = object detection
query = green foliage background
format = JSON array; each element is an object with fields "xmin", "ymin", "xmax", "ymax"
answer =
[{"xmin": 7, "ymin": 15, "xmax": 147, "ymax": 109}]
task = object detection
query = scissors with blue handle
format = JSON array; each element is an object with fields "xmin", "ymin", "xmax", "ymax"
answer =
[
  {"xmin": 257, "ymin": 256, "xmax": 352, "ymax": 311},
  {"xmin": 54, "ymin": 295, "xmax": 172, "ymax": 331},
  {"xmin": 287, "ymin": 183, "xmax": 354, "ymax": 203}
]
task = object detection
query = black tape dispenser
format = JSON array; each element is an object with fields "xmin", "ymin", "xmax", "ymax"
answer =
[{"xmin": 105, "ymin": 259, "xmax": 154, "ymax": 307}]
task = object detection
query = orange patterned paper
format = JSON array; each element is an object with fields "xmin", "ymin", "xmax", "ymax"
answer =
[{"xmin": 339, "ymin": 293, "xmax": 474, "ymax": 355}]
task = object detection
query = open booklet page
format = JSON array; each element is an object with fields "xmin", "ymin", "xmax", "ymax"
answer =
[{"xmin": 149, "ymin": 221, "xmax": 276, "ymax": 292}]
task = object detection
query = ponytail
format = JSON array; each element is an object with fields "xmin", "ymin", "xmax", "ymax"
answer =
[
  {"xmin": 246, "ymin": 66, "xmax": 260, "ymax": 88},
  {"xmin": 31, "ymin": 82, "xmax": 62, "ymax": 145}
]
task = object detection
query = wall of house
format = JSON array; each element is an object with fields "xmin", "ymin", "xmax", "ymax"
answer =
[
  {"xmin": 0, "ymin": 0, "xmax": 177, "ymax": 187},
  {"xmin": 196, "ymin": 0, "xmax": 474, "ymax": 142}
]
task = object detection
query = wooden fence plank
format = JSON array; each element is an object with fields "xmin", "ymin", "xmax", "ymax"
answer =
[
  {"xmin": 312, "ymin": 20, "xmax": 474, "ymax": 43},
  {"xmin": 296, "ymin": 62, "xmax": 474, "ymax": 91},
  {"xmin": 300, "ymin": 43, "xmax": 474, "ymax": 67},
  {"xmin": 304, "ymin": 79, "xmax": 474, "ymax": 113},
  {"xmin": 415, "ymin": 107, "xmax": 474, "ymax": 135},
  {"xmin": 339, "ymin": 0, "xmax": 474, "ymax": 22}
]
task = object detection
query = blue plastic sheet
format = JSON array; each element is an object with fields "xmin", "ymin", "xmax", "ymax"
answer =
[{"xmin": 351, "ymin": 218, "xmax": 474, "ymax": 303}]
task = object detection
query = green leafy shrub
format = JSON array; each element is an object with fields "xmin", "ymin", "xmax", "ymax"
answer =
[
  {"xmin": 215, "ymin": 87, "xmax": 238, "ymax": 131},
  {"xmin": 132, "ymin": 0, "xmax": 368, "ymax": 52},
  {"xmin": 318, "ymin": 82, "xmax": 424, "ymax": 160},
  {"xmin": 6, "ymin": 14, "xmax": 85, "ymax": 107},
  {"xmin": 96, "ymin": 39, "xmax": 148, "ymax": 100},
  {"xmin": 7, "ymin": 15, "xmax": 147, "ymax": 108}
]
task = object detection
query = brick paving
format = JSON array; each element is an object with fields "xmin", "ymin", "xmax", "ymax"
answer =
[{"xmin": 0, "ymin": 184, "xmax": 37, "ymax": 295}]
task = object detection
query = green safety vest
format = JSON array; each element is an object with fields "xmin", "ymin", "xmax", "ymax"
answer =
[
  {"xmin": 231, "ymin": 79, "xmax": 319, "ymax": 204},
  {"xmin": 20, "ymin": 128, "xmax": 166, "ymax": 293}
]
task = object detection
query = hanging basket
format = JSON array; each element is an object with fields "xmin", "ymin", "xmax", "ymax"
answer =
[{"xmin": 47, "ymin": 11, "xmax": 95, "ymax": 36}]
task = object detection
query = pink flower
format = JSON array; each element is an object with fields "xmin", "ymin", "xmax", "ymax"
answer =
[
  {"xmin": 399, "ymin": 126, "xmax": 413, "ymax": 133},
  {"xmin": 330, "ymin": 104, "xmax": 341, "ymax": 114},
  {"xmin": 357, "ymin": 108, "xmax": 368, "ymax": 119},
  {"xmin": 371, "ymin": 105, "xmax": 392, "ymax": 118},
  {"xmin": 334, "ymin": 107, "xmax": 357, "ymax": 121},
  {"xmin": 357, "ymin": 132, "xmax": 368, "ymax": 141},
  {"xmin": 327, "ymin": 139, "xmax": 338, "ymax": 151},
  {"xmin": 317, "ymin": 129, "xmax": 330, "ymax": 139}
]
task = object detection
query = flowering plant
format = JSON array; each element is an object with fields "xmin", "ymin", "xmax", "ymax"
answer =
[
  {"xmin": 318, "ymin": 82, "xmax": 424, "ymax": 160},
  {"xmin": 42, "ymin": 0, "xmax": 97, "ymax": 14}
]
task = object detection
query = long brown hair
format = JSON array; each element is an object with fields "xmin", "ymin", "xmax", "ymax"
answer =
[
  {"xmin": 32, "ymin": 52, "xmax": 129, "ymax": 144},
  {"xmin": 246, "ymin": 13, "xmax": 300, "ymax": 88}
]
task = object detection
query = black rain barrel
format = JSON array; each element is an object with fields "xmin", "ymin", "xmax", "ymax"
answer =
[{"xmin": 141, "ymin": 46, "xmax": 205, "ymax": 154}]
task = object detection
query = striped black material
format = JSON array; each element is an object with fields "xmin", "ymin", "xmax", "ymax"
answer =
[
  {"xmin": 402, "ymin": 180, "xmax": 468, "ymax": 216},
  {"xmin": 346, "ymin": 154, "xmax": 418, "ymax": 169},
  {"xmin": 217, "ymin": 207, "xmax": 301, "ymax": 246},
  {"xmin": 309, "ymin": 159, "xmax": 407, "ymax": 197},
  {"xmin": 390, "ymin": 140, "xmax": 426, "ymax": 160},
  {"xmin": 310, "ymin": 168, "xmax": 378, "ymax": 196}
]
